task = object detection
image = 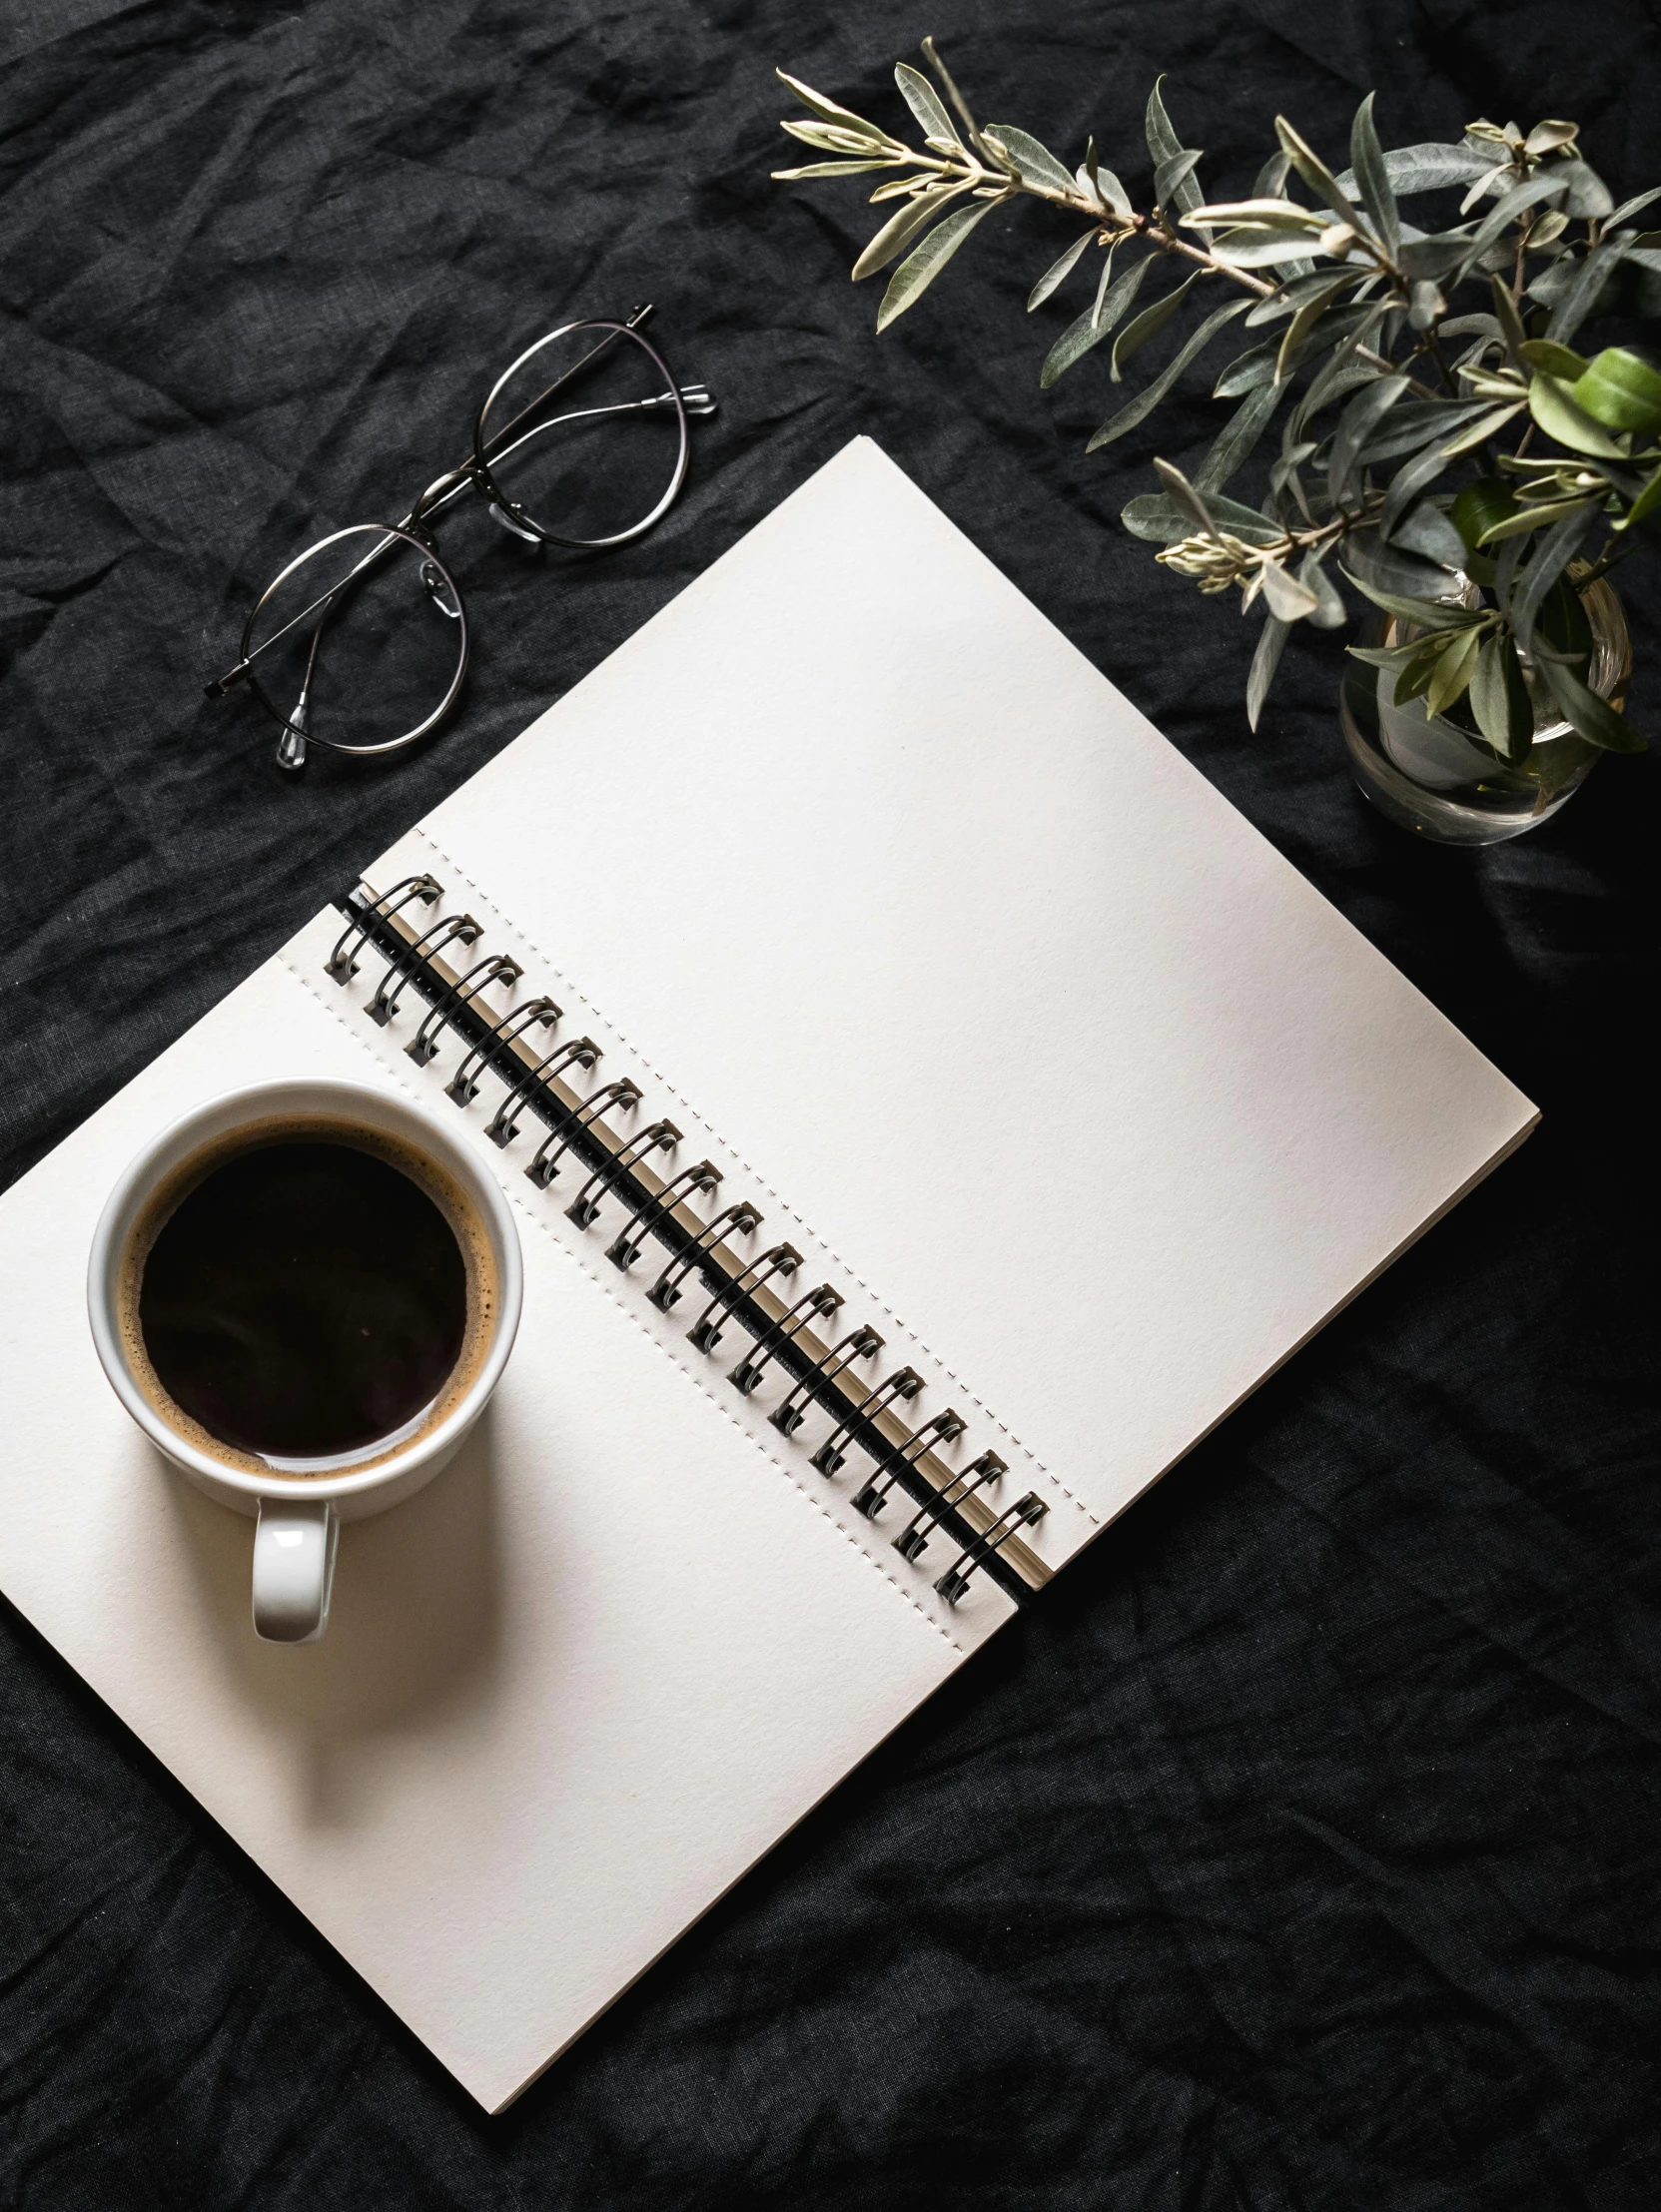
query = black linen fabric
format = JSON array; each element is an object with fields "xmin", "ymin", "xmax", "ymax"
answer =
[{"xmin": 3, "ymin": 1, "xmax": 1659, "ymax": 2204}]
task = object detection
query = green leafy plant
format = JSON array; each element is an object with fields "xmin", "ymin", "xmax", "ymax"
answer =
[{"xmin": 773, "ymin": 41, "xmax": 1661, "ymax": 754}]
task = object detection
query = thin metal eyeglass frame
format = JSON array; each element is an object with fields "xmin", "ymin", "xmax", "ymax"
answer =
[{"xmin": 207, "ymin": 307, "xmax": 714, "ymax": 765}]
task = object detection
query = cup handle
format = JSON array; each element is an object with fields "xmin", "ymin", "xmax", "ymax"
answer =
[{"xmin": 253, "ymin": 1498, "xmax": 339, "ymax": 1643}]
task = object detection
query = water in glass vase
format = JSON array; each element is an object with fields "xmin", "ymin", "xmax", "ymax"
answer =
[{"xmin": 1338, "ymin": 571, "xmax": 1630, "ymax": 847}]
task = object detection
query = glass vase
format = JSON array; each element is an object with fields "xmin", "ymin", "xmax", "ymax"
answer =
[{"xmin": 1338, "ymin": 571, "xmax": 1631, "ymax": 846}]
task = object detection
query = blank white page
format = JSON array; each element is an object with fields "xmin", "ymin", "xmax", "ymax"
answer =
[
  {"xmin": 0, "ymin": 951, "xmax": 965, "ymax": 2112},
  {"xmin": 421, "ymin": 437, "xmax": 1536, "ymax": 1544}
]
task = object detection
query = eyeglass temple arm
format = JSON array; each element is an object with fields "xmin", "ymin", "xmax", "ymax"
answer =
[
  {"xmin": 472, "ymin": 301, "xmax": 654, "ymax": 465},
  {"xmin": 413, "ymin": 306, "xmax": 714, "ymax": 522},
  {"xmin": 483, "ymin": 385, "xmax": 716, "ymax": 473}
]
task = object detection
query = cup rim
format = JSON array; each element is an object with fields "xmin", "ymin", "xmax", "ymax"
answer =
[{"xmin": 86, "ymin": 1077, "xmax": 523, "ymax": 1502}]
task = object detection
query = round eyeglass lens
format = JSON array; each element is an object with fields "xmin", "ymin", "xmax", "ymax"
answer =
[
  {"xmin": 472, "ymin": 321, "xmax": 688, "ymax": 549},
  {"xmin": 242, "ymin": 523, "xmax": 467, "ymax": 757}
]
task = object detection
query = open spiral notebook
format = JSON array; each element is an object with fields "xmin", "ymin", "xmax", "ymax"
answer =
[{"xmin": 0, "ymin": 439, "xmax": 1535, "ymax": 2110}]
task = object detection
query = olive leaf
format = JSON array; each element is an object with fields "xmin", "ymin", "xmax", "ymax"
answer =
[
  {"xmin": 773, "ymin": 159, "xmax": 898, "ymax": 180},
  {"xmin": 1451, "ymin": 174, "xmax": 1574, "ymax": 281},
  {"xmin": 1210, "ymin": 228, "xmax": 1336, "ymax": 270},
  {"xmin": 1548, "ymin": 160, "xmax": 1614, "ymax": 220},
  {"xmin": 780, "ymin": 119, "xmax": 889, "ymax": 155},
  {"xmin": 1186, "ymin": 198, "xmax": 1325, "ymax": 233},
  {"xmin": 1347, "ymin": 640, "xmax": 1425, "ymax": 674},
  {"xmin": 1040, "ymin": 255, "xmax": 1151, "ymax": 385},
  {"xmin": 895, "ymin": 63, "xmax": 959, "ymax": 150},
  {"xmin": 1573, "ymin": 348, "xmax": 1661, "ymax": 434},
  {"xmin": 1607, "ymin": 185, "xmax": 1661, "ymax": 228},
  {"xmin": 1400, "ymin": 231, "xmax": 1479, "ymax": 281},
  {"xmin": 1246, "ymin": 614, "xmax": 1290, "ymax": 729},
  {"xmin": 1390, "ymin": 501, "xmax": 1468, "ymax": 566},
  {"xmin": 1380, "ymin": 436, "xmax": 1465, "ymax": 537},
  {"xmin": 1273, "ymin": 115, "xmax": 1361, "ymax": 227},
  {"xmin": 1342, "ymin": 574, "xmax": 1475, "ymax": 628},
  {"xmin": 1538, "ymin": 656, "xmax": 1644, "ymax": 749},
  {"xmin": 1614, "ymin": 462, "xmax": 1661, "ymax": 533},
  {"xmin": 1288, "ymin": 307, "xmax": 1390, "ymax": 434},
  {"xmin": 1121, "ymin": 488, "xmax": 1282, "ymax": 544},
  {"xmin": 1357, "ymin": 398, "xmax": 1495, "ymax": 463},
  {"xmin": 1088, "ymin": 249, "xmax": 1124, "ymax": 330},
  {"xmin": 1214, "ymin": 339, "xmax": 1284, "ymax": 396},
  {"xmin": 776, "ymin": 73, "xmax": 892, "ymax": 144},
  {"xmin": 1275, "ymin": 277, "xmax": 1351, "ymax": 380},
  {"xmin": 1078, "ymin": 138, "xmax": 1133, "ymax": 217},
  {"xmin": 1145, "ymin": 80, "xmax": 1204, "ymax": 214},
  {"xmin": 1519, "ymin": 339, "xmax": 1590, "ymax": 380},
  {"xmin": 1348, "ymin": 92, "xmax": 1399, "ymax": 257},
  {"xmin": 1469, "ymin": 629, "xmax": 1534, "ymax": 762},
  {"xmin": 1155, "ymin": 150, "xmax": 1206, "ymax": 208},
  {"xmin": 1246, "ymin": 267, "xmax": 1350, "ymax": 325},
  {"xmin": 1111, "ymin": 269, "xmax": 1201, "ymax": 381},
  {"xmin": 1332, "ymin": 143, "xmax": 1498, "ymax": 197},
  {"xmin": 1423, "ymin": 619, "xmax": 1487, "ymax": 718},
  {"xmin": 1508, "ymin": 505, "xmax": 1598, "ymax": 651},
  {"xmin": 1435, "ymin": 401, "xmax": 1526, "ymax": 457},
  {"xmin": 1391, "ymin": 634, "xmax": 1456, "ymax": 704},
  {"xmin": 1257, "ymin": 559, "xmax": 1321, "ymax": 620},
  {"xmin": 1196, "ymin": 380, "xmax": 1286, "ymax": 493},
  {"xmin": 1027, "ymin": 229, "xmax": 1101, "ymax": 311},
  {"xmin": 1296, "ymin": 546, "xmax": 1347, "ymax": 628},
  {"xmin": 1478, "ymin": 495, "xmax": 1600, "ymax": 543},
  {"xmin": 853, "ymin": 183, "xmax": 968, "ymax": 281},
  {"xmin": 1089, "ymin": 298, "xmax": 1251, "ymax": 448},
  {"xmin": 984, "ymin": 124, "xmax": 1077, "ymax": 196},
  {"xmin": 1348, "ymin": 529, "xmax": 1467, "ymax": 601},
  {"xmin": 1547, "ymin": 237, "xmax": 1634, "ymax": 347},
  {"xmin": 1488, "ymin": 275, "xmax": 1529, "ymax": 367},
  {"xmin": 1152, "ymin": 456, "xmax": 1218, "ymax": 533},
  {"xmin": 1217, "ymin": 304, "xmax": 1373, "ymax": 395},
  {"xmin": 1526, "ymin": 372, "xmax": 1628, "ymax": 457},
  {"xmin": 1329, "ymin": 373, "xmax": 1409, "ymax": 503},
  {"xmin": 876, "ymin": 200, "xmax": 997, "ymax": 330}
]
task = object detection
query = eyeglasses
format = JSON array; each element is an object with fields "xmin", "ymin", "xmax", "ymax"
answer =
[{"xmin": 206, "ymin": 305, "xmax": 714, "ymax": 770}]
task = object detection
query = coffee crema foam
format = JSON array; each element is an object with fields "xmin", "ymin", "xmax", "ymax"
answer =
[{"xmin": 118, "ymin": 1113, "xmax": 498, "ymax": 1478}]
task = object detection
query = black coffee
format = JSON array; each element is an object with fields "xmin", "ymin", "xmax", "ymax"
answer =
[{"xmin": 138, "ymin": 1137, "xmax": 469, "ymax": 1461}]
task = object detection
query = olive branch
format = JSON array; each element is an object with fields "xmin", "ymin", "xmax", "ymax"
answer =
[{"xmin": 774, "ymin": 42, "xmax": 1661, "ymax": 756}]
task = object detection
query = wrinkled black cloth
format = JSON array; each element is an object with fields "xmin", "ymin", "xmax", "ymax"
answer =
[{"xmin": 2, "ymin": 1, "xmax": 1659, "ymax": 2204}]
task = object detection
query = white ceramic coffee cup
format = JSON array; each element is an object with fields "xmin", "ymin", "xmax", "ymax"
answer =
[{"xmin": 87, "ymin": 1078, "xmax": 522, "ymax": 1645}]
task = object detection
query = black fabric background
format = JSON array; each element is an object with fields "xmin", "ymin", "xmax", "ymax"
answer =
[{"xmin": 3, "ymin": 2, "xmax": 1659, "ymax": 2204}]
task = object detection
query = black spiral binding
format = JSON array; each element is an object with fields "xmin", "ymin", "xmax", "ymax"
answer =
[
  {"xmin": 328, "ymin": 876, "xmax": 1051, "ymax": 1606},
  {"xmin": 327, "ymin": 874, "xmax": 440, "ymax": 982},
  {"xmin": 688, "ymin": 1243, "xmax": 800, "ymax": 1355},
  {"xmin": 486, "ymin": 1035, "xmax": 596, "ymax": 1143},
  {"xmin": 811, "ymin": 1366, "xmax": 923, "ymax": 1478},
  {"xmin": 567, "ymin": 1119, "xmax": 678, "ymax": 1229},
  {"xmin": 452, "ymin": 997, "xmax": 559, "ymax": 1107},
  {"xmin": 729, "ymin": 1283, "xmax": 842, "ymax": 1397},
  {"xmin": 407, "ymin": 953, "xmax": 522, "ymax": 1066},
  {"xmin": 647, "ymin": 1201, "xmax": 763, "ymax": 1312},
  {"xmin": 525, "ymin": 1078, "xmax": 642, "ymax": 1189},
  {"xmin": 851, "ymin": 1407, "xmax": 967, "ymax": 1520},
  {"xmin": 608, "ymin": 1161, "xmax": 721, "ymax": 1272},
  {"xmin": 933, "ymin": 1493, "xmax": 1048, "ymax": 1606},
  {"xmin": 771, "ymin": 1325, "xmax": 882, "ymax": 1438},
  {"xmin": 368, "ymin": 914, "xmax": 479, "ymax": 1025},
  {"xmin": 893, "ymin": 1450, "xmax": 1006, "ymax": 1563}
]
